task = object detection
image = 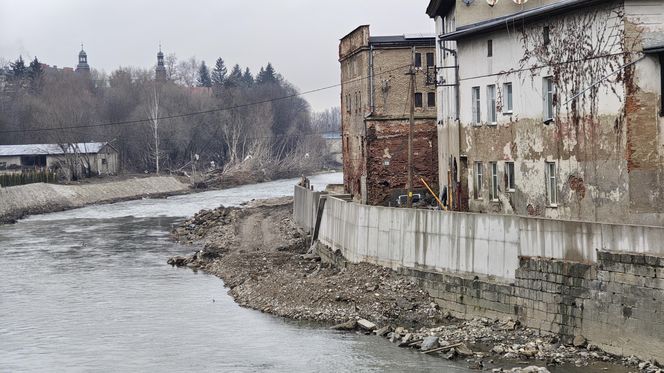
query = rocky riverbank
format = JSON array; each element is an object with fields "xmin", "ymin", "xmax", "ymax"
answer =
[{"xmin": 170, "ymin": 198, "xmax": 659, "ymax": 373}]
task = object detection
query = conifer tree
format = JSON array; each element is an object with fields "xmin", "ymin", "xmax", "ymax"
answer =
[{"xmin": 197, "ymin": 61, "xmax": 212, "ymax": 88}]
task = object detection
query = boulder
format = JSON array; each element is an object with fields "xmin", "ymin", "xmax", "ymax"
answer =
[
  {"xmin": 455, "ymin": 343, "xmax": 474, "ymax": 357},
  {"xmin": 420, "ymin": 336, "xmax": 440, "ymax": 351},
  {"xmin": 572, "ymin": 335, "xmax": 587, "ymax": 348}
]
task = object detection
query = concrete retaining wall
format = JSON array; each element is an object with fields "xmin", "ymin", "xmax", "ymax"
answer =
[
  {"xmin": 0, "ymin": 176, "xmax": 189, "ymax": 222},
  {"xmin": 317, "ymin": 196, "xmax": 664, "ymax": 280},
  {"xmin": 293, "ymin": 185, "xmax": 327, "ymax": 233}
]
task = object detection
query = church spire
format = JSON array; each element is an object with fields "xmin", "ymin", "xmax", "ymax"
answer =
[
  {"xmin": 76, "ymin": 43, "xmax": 90, "ymax": 73},
  {"xmin": 156, "ymin": 43, "xmax": 167, "ymax": 82}
]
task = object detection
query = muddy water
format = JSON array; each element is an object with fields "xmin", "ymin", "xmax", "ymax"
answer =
[{"xmin": 0, "ymin": 173, "xmax": 466, "ymax": 372}]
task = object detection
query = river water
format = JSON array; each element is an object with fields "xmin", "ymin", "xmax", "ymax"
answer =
[{"xmin": 0, "ymin": 173, "xmax": 476, "ymax": 372}]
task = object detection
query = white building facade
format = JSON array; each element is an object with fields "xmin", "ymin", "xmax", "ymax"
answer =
[{"xmin": 427, "ymin": 0, "xmax": 664, "ymax": 226}]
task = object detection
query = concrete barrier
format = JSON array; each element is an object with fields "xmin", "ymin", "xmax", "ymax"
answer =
[
  {"xmin": 293, "ymin": 185, "xmax": 327, "ymax": 233},
  {"xmin": 315, "ymin": 196, "xmax": 664, "ymax": 280}
]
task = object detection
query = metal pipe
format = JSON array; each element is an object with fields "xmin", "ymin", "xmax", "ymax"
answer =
[
  {"xmin": 420, "ymin": 176, "xmax": 447, "ymax": 210},
  {"xmin": 369, "ymin": 44, "xmax": 375, "ymax": 115}
]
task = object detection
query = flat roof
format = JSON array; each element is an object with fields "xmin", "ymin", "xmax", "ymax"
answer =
[{"xmin": 0, "ymin": 142, "xmax": 109, "ymax": 157}]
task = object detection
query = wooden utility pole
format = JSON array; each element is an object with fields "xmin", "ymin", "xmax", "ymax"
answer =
[{"xmin": 407, "ymin": 47, "xmax": 416, "ymax": 208}]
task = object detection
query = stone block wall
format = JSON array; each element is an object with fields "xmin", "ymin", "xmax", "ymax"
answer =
[{"xmin": 399, "ymin": 251, "xmax": 664, "ymax": 362}]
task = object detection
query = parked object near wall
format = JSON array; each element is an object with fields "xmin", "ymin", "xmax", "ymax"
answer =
[{"xmin": 428, "ymin": 0, "xmax": 664, "ymax": 226}]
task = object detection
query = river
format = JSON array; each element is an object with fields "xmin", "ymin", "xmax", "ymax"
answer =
[{"xmin": 0, "ymin": 173, "xmax": 478, "ymax": 372}]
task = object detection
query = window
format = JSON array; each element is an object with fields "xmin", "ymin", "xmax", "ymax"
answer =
[
  {"xmin": 543, "ymin": 77, "xmax": 556, "ymax": 122},
  {"xmin": 490, "ymin": 162, "xmax": 498, "ymax": 201},
  {"xmin": 427, "ymin": 92, "xmax": 436, "ymax": 107},
  {"xmin": 487, "ymin": 85, "xmax": 497, "ymax": 124},
  {"xmin": 426, "ymin": 52, "xmax": 434, "ymax": 67},
  {"xmin": 346, "ymin": 94, "xmax": 351, "ymax": 113},
  {"xmin": 543, "ymin": 26, "xmax": 550, "ymax": 46},
  {"xmin": 487, "ymin": 40, "xmax": 493, "ymax": 57},
  {"xmin": 101, "ymin": 158, "xmax": 107, "ymax": 165},
  {"xmin": 474, "ymin": 162, "xmax": 483, "ymax": 199},
  {"xmin": 472, "ymin": 87, "xmax": 481, "ymax": 124},
  {"xmin": 503, "ymin": 83, "xmax": 513, "ymax": 113},
  {"xmin": 0, "ymin": 162, "xmax": 6, "ymax": 169},
  {"xmin": 415, "ymin": 53, "xmax": 422, "ymax": 68},
  {"xmin": 505, "ymin": 162, "xmax": 515, "ymax": 191},
  {"xmin": 546, "ymin": 162, "xmax": 557, "ymax": 206},
  {"xmin": 415, "ymin": 92, "xmax": 423, "ymax": 108}
]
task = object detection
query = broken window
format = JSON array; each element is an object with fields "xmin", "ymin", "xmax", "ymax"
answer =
[
  {"xmin": 426, "ymin": 52, "xmax": 434, "ymax": 67},
  {"xmin": 415, "ymin": 92, "xmax": 423, "ymax": 108},
  {"xmin": 472, "ymin": 86, "xmax": 481, "ymax": 125},
  {"xmin": 427, "ymin": 92, "xmax": 435, "ymax": 107},
  {"xmin": 490, "ymin": 162, "xmax": 498, "ymax": 201},
  {"xmin": 415, "ymin": 53, "xmax": 422, "ymax": 68},
  {"xmin": 505, "ymin": 162, "xmax": 515, "ymax": 191},
  {"xmin": 543, "ymin": 77, "xmax": 556, "ymax": 122},
  {"xmin": 503, "ymin": 82, "xmax": 513, "ymax": 113},
  {"xmin": 487, "ymin": 40, "xmax": 493, "ymax": 57},
  {"xmin": 546, "ymin": 161, "xmax": 557, "ymax": 206},
  {"xmin": 475, "ymin": 161, "xmax": 483, "ymax": 199},
  {"xmin": 487, "ymin": 85, "xmax": 497, "ymax": 124}
]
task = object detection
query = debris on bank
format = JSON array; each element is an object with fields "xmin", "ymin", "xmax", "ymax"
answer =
[{"xmin": 169, "ymin": 197, "xmax": 660, "ymax": 373}]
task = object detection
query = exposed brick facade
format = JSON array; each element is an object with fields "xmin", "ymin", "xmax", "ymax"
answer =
[{"xmin": 339, "ymin": 25, "xmax": 438, "ymax": 206}]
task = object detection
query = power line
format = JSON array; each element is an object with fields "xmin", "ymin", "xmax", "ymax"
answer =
[{"xmin": 0, "ymin": 63, "xmax": 412, "ymax": 135}]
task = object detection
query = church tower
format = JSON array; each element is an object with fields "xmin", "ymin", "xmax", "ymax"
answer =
[
  {"xmin": 156, "ymin": 45, "xmax": 167, "ymax": 82},
  {"xmin": 75, "ymin": 44, "xmax": 90, "ymax": 73}
]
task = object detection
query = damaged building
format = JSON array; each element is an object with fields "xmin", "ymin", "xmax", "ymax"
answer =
[
  {"xmin": 339, "ymin": 25, "xmax": 439, "ymax": 206},
  {"xmin": 427, "ymin": 0, "xmax": 664, "ymax": 225}
]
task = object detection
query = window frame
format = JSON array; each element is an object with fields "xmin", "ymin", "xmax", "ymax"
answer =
[
  {"xmin": 471, "ymin": 86, "xmax": 481, "ymax": 125},
  {"xmin": 427, "ymin": 92, "xmax": 436, "ymax": 108},
  {"xmin": 545, "ymin": 161, "xmax": 558, "ymax": 206},
  {"xmin": 474, "ymin": 161, "xmax": 484, "ymax": 200},
  {"xmin": 543, "ymin": 76, "xmax": 556, "ymax": 123},
  {"xmin": 503, "ymin": 82, "xmax": 513, "ymax": 114},
  {"xmin": 487, "ymin": 84, "xmax": 497, "ymax": 125},
  {"xmin": 490, "ymin": 161, "xmax": 499, "ymax": 201},
  {"xmin": 543, "ymin": 26, "xmax": 551, "ymax": 46},
  {"xmin": 426, "ymin": 52, "xmax": 435, "ymax": 68},
  {"xmin": 415, "ymin": 92, "xmax": 423, "ymax": 108},
  {"xmin": 415, "ymin": 53, "xmax": 422, "ymax": 68},
  {"xmin": 505, "ymin": 161, "xmax": 515, "ymax": 192},
  {"xmin": 487, "ymin": 40, "xmax": 493, "ymax": 57}
]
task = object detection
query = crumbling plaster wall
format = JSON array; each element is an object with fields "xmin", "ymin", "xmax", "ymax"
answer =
[{"xmin": 455, "ymin": 1, "xmax": 664, "ymax": 225}]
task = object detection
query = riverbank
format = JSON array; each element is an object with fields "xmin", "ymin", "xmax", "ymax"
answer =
[
  {"xmin": 170, "ymin": 198, "xmax": 655, "ymax": 373},
  {"xmin": 0, "ymin": 176, "xmax": 189, "ymax": 224}
]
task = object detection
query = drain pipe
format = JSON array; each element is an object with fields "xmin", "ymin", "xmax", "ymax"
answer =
[{"xmin": 369, "ymin": 44, "xmax": 375, "ymax": 115}]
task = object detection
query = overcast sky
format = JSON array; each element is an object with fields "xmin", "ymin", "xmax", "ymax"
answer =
[{"xmin": 0, "ymin": 0, "xmax": 434, "ymax": 111}]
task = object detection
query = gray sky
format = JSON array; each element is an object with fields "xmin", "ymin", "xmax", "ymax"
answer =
[{"xmin": 0, "ymin": 0, "xmax": 433, "ymax": 111}]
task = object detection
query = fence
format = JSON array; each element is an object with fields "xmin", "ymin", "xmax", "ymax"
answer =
[{"xmin": 0, "ymin": 169, "xmax": 57, "ymax": 188}]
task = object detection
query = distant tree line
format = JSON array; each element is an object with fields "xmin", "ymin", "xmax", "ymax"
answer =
[{"xmin": 0, "ymin": 54, "xmax": 341, "ymax": 177}]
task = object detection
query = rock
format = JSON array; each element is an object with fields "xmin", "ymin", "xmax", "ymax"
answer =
[
  {"xmin": 394, "ymin": 326, "xmax": 405, "ymax": 335},
  {"xmin": 330, "ymin": 319, "xmax": 357, "ymax": 330},
  {"xmin": 492, "ymin": 345, "xmax": 505, "ymax": 354},
  {"xmin": 357, "ymin": 318, "xmax": 377, "ymax": 331},
  {"xmin": 374, "ymin": 325, "xmax": 391, "ymax": 337},
  {"xmin": 444, "ymin": 351, "xmax": 456, "ymax": 360},
  {"xmin": 572, "ymin": 335, "xmax": 587, "ymax": 348},
  {"xmin": 421, "ymin": 336, "xmax": 440, "ymax": 351},
  {"xmin": 456, "ymin": 343, "xmax": 474, "ymax": 357}
]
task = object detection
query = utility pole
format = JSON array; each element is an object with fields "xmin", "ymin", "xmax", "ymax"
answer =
[{"xmin": 406, "ymin": 47, "xmax": 416, "ymax": 208}]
